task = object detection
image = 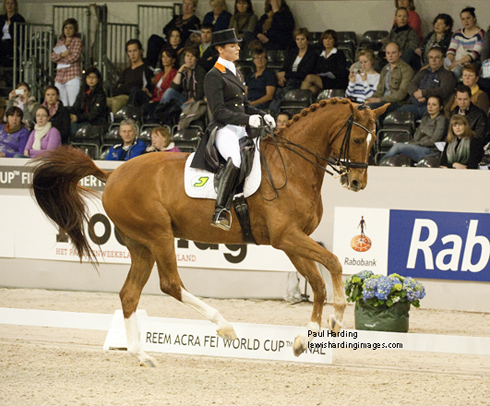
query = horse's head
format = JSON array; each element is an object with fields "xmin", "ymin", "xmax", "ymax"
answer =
[{"xmin": 328, "ymin": 100, "xmax": 389, "ymax": 192}]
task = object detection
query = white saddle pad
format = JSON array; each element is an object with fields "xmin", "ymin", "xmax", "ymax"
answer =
[{"xmin": 184, "ymin": 140, "xmax": 261, "ymax": 200}]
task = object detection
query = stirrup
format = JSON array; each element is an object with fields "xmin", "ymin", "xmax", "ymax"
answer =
[{"xmin": 211, "ymin": 208, "xmax": 232, "ymax": 231}]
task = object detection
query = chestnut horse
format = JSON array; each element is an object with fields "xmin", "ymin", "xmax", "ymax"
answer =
[{"xmin": 31, "ymin": 98, "xmax": 387, "ymax": 366}]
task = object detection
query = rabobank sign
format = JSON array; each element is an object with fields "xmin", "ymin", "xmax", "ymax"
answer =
[{"xmin": 389, "ymin": 210, "xmax": 490, "ymax": 282}]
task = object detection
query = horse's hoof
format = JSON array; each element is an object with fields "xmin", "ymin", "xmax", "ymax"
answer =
[
  {"xmin": 293, "ymin": 335, "xmax": 307, "ymax": 357},
  {"xmin": 217, "ymin": 326, "xmax": 237, "ymax": 341},
  {"xmin": 328, "ymin": 315, "xmax": 342, "ymax": 334},
  {"xmin": 140, "ymin": 358, "xmax": 158, "ymax": 367}
]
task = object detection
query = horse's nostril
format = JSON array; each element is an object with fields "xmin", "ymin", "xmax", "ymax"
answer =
[{"xmin": 351, "ymin": 179, "xmax": 360, "ymax": 189}]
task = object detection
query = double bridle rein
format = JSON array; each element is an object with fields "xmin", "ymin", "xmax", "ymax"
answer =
[{"xmin": 259, "ymin": 105, "xmax": 374, "ymax": 201}]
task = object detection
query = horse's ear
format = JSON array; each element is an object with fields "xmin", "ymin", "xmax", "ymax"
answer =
[{"xmin": 371, "ymin": 103, "xmax": 390, "ymax": 118}]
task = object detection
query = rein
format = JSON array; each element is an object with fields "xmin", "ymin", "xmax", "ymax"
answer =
[{"xmin": 259, "ymin": 107, "xmax": 373, "ymax": 201}]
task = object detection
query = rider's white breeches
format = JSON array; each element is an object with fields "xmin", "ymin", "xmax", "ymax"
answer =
[{"xmin": 215, "ymin": 124, "xmax": 247, "ymax": 167}]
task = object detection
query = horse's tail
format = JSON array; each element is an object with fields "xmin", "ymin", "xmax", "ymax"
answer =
[{"xmin": 29, "ymin": 146, "xmax": 111, "ymax": 265}]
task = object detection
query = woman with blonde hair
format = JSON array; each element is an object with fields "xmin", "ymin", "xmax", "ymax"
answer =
[
  {"xmin": 145, "ymin": 126, "xmax": 181, "ymax": 153},
  {"xmin": 203, "ymin": 0, "xmax": 232, "ymax": 32},
  {"xmin": 345, "ymin": 49, "xmax": 380, "ymax": 103},
  {"xmin": 440, "ymin": 114, "xmax": 484, "ymax": 169}
]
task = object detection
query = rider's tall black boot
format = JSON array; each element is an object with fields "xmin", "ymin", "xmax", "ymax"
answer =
[{"xmin": 211, "ymin": 158, "xmax": 239, "ymax": 231}]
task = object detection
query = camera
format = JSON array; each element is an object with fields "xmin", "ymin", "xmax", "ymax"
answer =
[{"xmin": 15, "ymin": 89, "xmax": 25, "ymax": 95}]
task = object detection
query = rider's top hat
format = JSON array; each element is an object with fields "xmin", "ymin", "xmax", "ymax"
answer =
[{"xmin": 212, "ymin": 28, "xmax": 242, "ymax": 47}]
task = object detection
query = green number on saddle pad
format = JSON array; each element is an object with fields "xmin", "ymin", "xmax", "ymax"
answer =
[{"xmin": 193, "ymin": 177, "xmax": 209, "ymax": 187}]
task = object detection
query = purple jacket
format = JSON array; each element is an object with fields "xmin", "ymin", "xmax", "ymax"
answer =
[
  {"xmin": 24, "ymin": 126, "xmax": 62, "ymax": 158},
  {"xmin": 0, "ymin": 125, "xmax": 30, "ymax": 157}
]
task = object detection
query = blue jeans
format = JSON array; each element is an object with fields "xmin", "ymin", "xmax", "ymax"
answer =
[
  {"xmin": 396, "ymin": 104, "xmax": 427, "ymax": 121},
  {"xmin": 384, "ymin": 143, "xmax": 433, "ymax": 162},
  {"xmin": 160, "ymin": 87, "xmax": 187, "ymax": 109}
]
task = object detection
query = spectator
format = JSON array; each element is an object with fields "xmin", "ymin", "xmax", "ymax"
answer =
[
  {"xmin": 197, "ymin": 23, "xmax": 217, "ymax": 72},
  {"xmin": 269, "ymin": 28, "xmax": 317, "ymax": 115},
  {"xmin": 203, "ymin": 0, "xmax": 231, "ymax": 32},
  {"xmin": 50, "ymin": 18, "xmax": 83, "ymax": 107},
  {"xmin": 0, "ymin": 106, "xmax": 29, "ymax": 157},
  {"xmin": 366, "ymin": 42, "xmax": 414, "ymax": 117},
  {"xmin": 384, "ymin": 7, "xmax": 419, "ymax": 70},
  {"xmin": 446, "ymin": 7, "xmax": 485, "ymax": 80},
  {"xmin": 245, "ymin": 48, "xmax": 276, "ymax": 109},
  {"xmin": 301, "ymin": 29, "xmax": 348, "ymax": 97},
  {"xmin": 229, "ymin": 0, "xmax": 258, "ymax": 43},
  {"xmin": 382, "ymin": 95, "xmax": 447, "ymax": 164},
  {"xmin": 105, "ymin": 118, "xmax": 146, "ymax": 161},
  {"xmin": 139, "ymin": 48, "xmax": 179, "ymax": 121},
  {"xmin": 163, "ymin": 0, "xmax": 200, "ymax": 46},
  {"xmin": 69, "ymin": 67, "xmax": 108, "ymax": 135},
  {"xmin": 254, "ymin": 0, "xmax": 295, "ymax": 51},
  {"xmin": 0, "ymin": 0, "xmax": 25, "ymax": 84},
  {"xmin": 416, "ymin": 14, "xmax": 453, "ymax": 67},
  {"xmin": 159, "ymin": 46, "xmax": 205, "ymax": 110},
  {"xmin": 445, "ymin": 64, "xmax": 489, "ymax": 115},
  {"xmin": 167, "ymin": 28, "xmax": 184, "ymax": 56},
  {"xmin": 397, "ymin": 46, "xmax": 456, "ymax": 120},
  {"xmin": 276, "ymin": 111, "xmax": 291, "ymax": 129},
  {"xmin": 145, "ymin": 126, "xmax": 181, "ymax": 153},
  {"xmin": 6, "ymin": 81, "xmax": 38, "ymax": 129},
  {"xmin": 0, "ymin": 97, "xmax": 6, "ymax": 124},
  {"xmin": 448, "ymin": 84, "xmax": 488, "ymax": 143},
  {"xmin": 440, "ymin": 114, "xmax": 484, "ymax": 169},
  {"xmin": 345, "ymin": 49, "xmax": 380, "ymax": 103},
  {"xmin": 40, "ymin": 85, "xmax": 71, "ymax": 145},
  {"xmin": 22, "ymin": 106, "xmax": 61, "ymax": 158},
  {"xmin": 107, "ymin": 39, "xmax": 153, "ymax": 114},
  {"xmin": 393, "ymin": 0, "xmax": 422, "ymax": 42},
  {"xmin": 479, "ymin": 25, "xmax": 490, "ymax": 96}
]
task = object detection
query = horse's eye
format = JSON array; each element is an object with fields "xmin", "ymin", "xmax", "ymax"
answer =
[{"xmin": 353, "ymin": 138, "xmax": 362, "ymax": 145}]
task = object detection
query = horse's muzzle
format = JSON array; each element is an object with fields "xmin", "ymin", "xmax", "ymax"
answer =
[{"xmin": 340, "ymin": 173, "xmax": 365, "ymax": 192}]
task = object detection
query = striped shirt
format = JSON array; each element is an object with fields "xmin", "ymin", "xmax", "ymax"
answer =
[
  {"xmin": 447, "ymin": 28, "xmax": 485, "ymax": 61},
  {"xmin": 345, "ymin": 73, "xmax": 380, "ymax": 102}
]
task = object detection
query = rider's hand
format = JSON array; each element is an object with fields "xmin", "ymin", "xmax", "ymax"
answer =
[
  {"xmin": 263, "ymin": 114, "xmax": 276, "ymax": 129},
  {"xmin": 249, "ymin": 115, "xmax": 261, "ymax": 128}
]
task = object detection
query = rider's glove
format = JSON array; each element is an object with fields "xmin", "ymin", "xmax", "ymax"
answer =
[
  {"xmin": 263, "ymin": 114, "xmax": 276, "ymax": 129},
  {"xmin": 248, "ymin": 115, "xmax": 261, "ymax": 128}
]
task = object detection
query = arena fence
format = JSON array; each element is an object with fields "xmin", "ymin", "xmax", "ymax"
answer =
[{"xmin": 13, "ymin": 23, "xmax": 55, "ymax": 101}]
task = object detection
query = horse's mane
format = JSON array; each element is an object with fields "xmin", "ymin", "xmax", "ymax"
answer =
[{"xmin": 277, "ymin": 98, "xmax": 363, "ymax": 136}]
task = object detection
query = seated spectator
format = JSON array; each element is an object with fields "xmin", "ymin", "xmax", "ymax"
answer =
[
  {"xmin": 145, "ymin": 126, "xmax": 181, "ymax": 153},
  {"xmin": 440, "ymin": 114, "xmax": 484, "ymax": 169},
  {"xmin": 197, "ymin": 23, "xmax": 217, "ymax": 72},
  {"xmin": 270, "ymin": 27, "xmax": 318, "ymax": 115},
  {"xmin": 105, "ymin": 118, "xmax": 146, "ymax": 161},
  {"xmin": 446, "ymin": 7, "xmax": 485, "ymax": 80},
  {"xmin": 397, "ymin": 46, "xmax": 456, "ymax": 120},
  {"xmin": 0, "ymin": 106, "xmax": 29, "ymax": 157},
  {"xmin": 69, "ymin": 67, "xmax": 108, "ymax": 135},
  {"xmin": 393, "ymin": 0, "xmax": 422, "ymax": 42},
  {"xmin": 382, "ymin": 95, "xmax": 447, "ymax": 164},
  {"xmin": 167, "ymin": 28, "xmax": 184, "ymax": 56},
  {"xmin": 22, "ymin": 106, "xmax": 61, "ymax": 158},
  {"xmin": 254, "ymin": 0, "xmax": 295, "ymax": 51},
  {"xmin": 245, "ymin": 48, "xmax": 277, "ymax": 109},
  {"xmin": 301, "ymin": 29, "xmax": 348, "ymax": 97},
  {"xmin": 345, "ymin": 49, "xmax": 380, "ymax": 103},
  {"xmin": 276, "ymin": 111, "xmax": 291, "ymax": 129},
  {"xmin": 383, "ymin": 7, "xmax": 420, "ymax": 70},
  {"xmin": 229, "ymin": 0, "xmax": 258, "ymax": 43},
  {"xmin": 139, "ymin": 48, "xmax": 178, "ymax": 120},
  {"xmin": 445, "ymin": 64, "xmax": 489, "ymax": 115},
  {"xmin": 0, "ymin": 97, "xmax": 6, "ymax": 124},
  {"xmin": 416, "ymin": 14, "xmax": 453, "ymax": 67},
  {"xmin": 0, "ymin": 0, "xmax": 25, "ymax": 85},
  {"xmin": 107, "ymin": 39, "xmax": 153, "ymax": 115},
  {"xmin": 203, "ymin": 0, "xmax": 231, "ymax": 32},
  {"xmin": 50, "ymin": 18, "xmax": 83, "ymax": 107},
  {"xmin": 6, "ymin": 81, "xmax": 38, "ymax": 129},
  {"xmin": 40, "ymin": 85, "xmax": 71, "ymax": 145},
  {"xmin": 448, "ymin": 84, "xmax": 488, "ymax": 143},
  {"xmin": 159, "ymin": 46, "xmax": 205, "ymax": 110},
  {"xmin": 366, "ymin": 42, "xmax": 414, "ymax": 117}
]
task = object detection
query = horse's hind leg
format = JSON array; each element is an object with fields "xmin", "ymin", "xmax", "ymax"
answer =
[
  {"xmin": 118, "ymin": 233, "xmax": 157, "ymax": 367},
  {"xmin": 153, "ymin": 236, "xmax": 237, "ymax": 341}
]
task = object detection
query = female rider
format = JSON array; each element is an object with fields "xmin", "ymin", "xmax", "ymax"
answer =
[{"xmin": 191, "ymin": 28, "xmax": 275, "ymax": 231}]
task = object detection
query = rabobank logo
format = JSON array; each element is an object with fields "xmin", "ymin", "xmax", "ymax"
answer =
[
  {"xmin": 350, "ymin": 215, "xmax": 372, "ymax": 252},
  {"xmin": 388, "ymin": 210, "xmax": 490, "ymax": 282}
]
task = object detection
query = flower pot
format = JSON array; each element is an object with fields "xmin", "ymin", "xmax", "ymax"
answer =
[{"xmin": 354, "ymin": 300, "xmax": 410, "ymax": 333}]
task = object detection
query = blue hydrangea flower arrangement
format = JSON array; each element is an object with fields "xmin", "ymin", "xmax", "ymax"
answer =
[{"xmin": 344, "ymin": 270, "xmax": 426, "ymax": 308}]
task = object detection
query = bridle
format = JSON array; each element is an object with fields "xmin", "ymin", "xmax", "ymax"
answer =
[{"xmin": 258, "ymin": 104, "xmax": 374, "ymax": 201}]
